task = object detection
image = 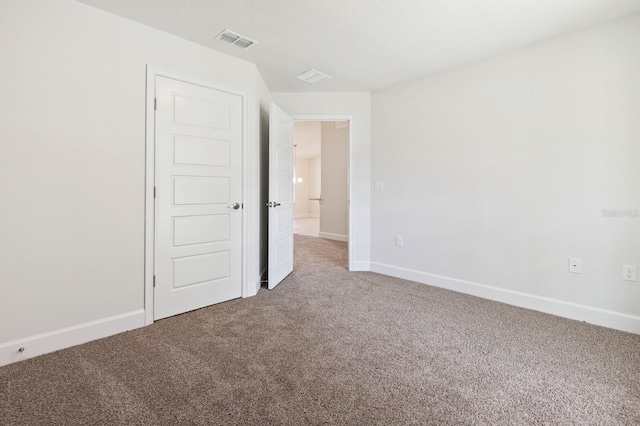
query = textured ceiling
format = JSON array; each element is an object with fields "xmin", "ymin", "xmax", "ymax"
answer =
[{"xmin": 76, "ymin": 0, "xmax": 640, "ymax": 92}]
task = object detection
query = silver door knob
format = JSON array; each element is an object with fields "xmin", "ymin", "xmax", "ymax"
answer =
[{"xmin": 229, "ymin": 202, "xmax": 240, "ymax": 210}]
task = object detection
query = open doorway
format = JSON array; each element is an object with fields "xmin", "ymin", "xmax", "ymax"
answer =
[{"xmin": 292, "ymin": 120, "xmax": 349, "ymax": 252}]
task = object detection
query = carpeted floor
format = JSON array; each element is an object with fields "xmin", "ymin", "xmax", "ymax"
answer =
[{"xmin": 1, "ymin": 234, "xmax": 640, "ymax": 425}]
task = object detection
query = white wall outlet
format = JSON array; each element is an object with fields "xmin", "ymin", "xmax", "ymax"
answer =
[
  {"xmin": 374, "ymin": 181, "xmax": 384, "ymax": 191},
  {"xmin": 568, "ymin": 257, "xmax": 582, "ymax": 274},
  {"xmin": 396, "ymin": 236, "xmax": 403, "ymax": 247},
  {"xmin": 623, "ymin": 265, "xmax": 636, "ymax": 282}
]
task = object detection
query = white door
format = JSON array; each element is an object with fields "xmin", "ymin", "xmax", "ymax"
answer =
[
  {"xmin": 267, "ymin": 103, "xmax": 294, "ymax": 289},
  {"xmin": 154, "ymin": 76, "xmax": 243, "ymax": 320}
]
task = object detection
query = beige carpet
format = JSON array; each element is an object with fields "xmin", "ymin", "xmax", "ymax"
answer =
[{"xmin": 1, "ymin": 234, "xmax": 639, "ymax": 425}]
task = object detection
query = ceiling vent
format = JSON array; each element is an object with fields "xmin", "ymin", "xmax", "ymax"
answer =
[
  {"xmin": 216, "ymin": 29, "xmax": 256, "ymax": 49},
  {"xmin": 295, "ymin": 69, "xmax": 331, "ymax": 84}
]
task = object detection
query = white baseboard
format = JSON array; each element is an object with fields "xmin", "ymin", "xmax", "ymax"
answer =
[
  {"xmin": 246, "ymin": 266, "xmax": 267, "ymax": 297},
  {"xmin": 350, "ymin": 261, "xmax": 370, "ymax": 272},
  {"xmin": 319, "ymin": 232, "xmax": 348, "ymax": 242},
  {"xmin": 0, "ymin": 309, "xmax": 146, "ymax": 366},
  {"xmin": 245, "ymin": 282, "xmax": 259, "ymax": 298},
  {"xmin": 370, "ymin": 262, "xmax": 640, "ymax": 335},
  {"xmin": 248, "ymin": 267, "xmax": 268, "ymax": 296}
]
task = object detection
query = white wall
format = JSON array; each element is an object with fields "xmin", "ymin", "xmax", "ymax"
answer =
[
  {"xmin": 293, "ymin": 157, "xmax": 311, "ymax": 217},
  {"xmin": 271, "ymin": 93, "xmax": 372, "ymax": 271},
  {"xmin": 371, "ymin": 15, "xmax": 640, "ymax": 332},
  {"xmin": 292, "ymin": 121, "xmax": 321, "ymax": 218},
  {"xmin": 0, "ymin": 0, "xmax": 264, "ymax": 351},
  {"xmin": 293, "ymin": 121, "xmax": 321, "ymax": 159},
  {"xmin": 309, "ymin": 156, "xmax": 321, "ymax": 216},
  {"xmin": 320, "ymin": 122, "xmax": 349, "ymax": 240}
]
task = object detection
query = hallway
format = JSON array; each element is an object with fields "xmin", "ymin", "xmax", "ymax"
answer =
[{"xmin": 293, "ymin": 217, "xmax": 319, "ymax": 238}]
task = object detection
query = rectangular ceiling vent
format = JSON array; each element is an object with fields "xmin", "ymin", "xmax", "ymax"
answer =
[
  {"xmin": 295, "ymin": 69, "xmax": 332, "ymax": 85},
  {"xmin": 216, "ymin": 29, "xmax": 256, "ymax": 49}
]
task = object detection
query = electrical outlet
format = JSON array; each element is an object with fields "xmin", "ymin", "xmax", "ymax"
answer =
[
  {"xmin": 623, "ymin": 265, "xmax": 636, "ymax": 282},
  {"xmin": 396, "ymin": 236, "xmax": 403, "ymax": 247},
  {"xmin": 374, "ymin": 181, "xmax": 384, "ymax": 191},
  {"xmin": 568, "ymin": 257, "xmax": 582, "ymax": 274}
]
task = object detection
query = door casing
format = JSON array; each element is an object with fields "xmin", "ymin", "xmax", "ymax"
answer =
[
  {"xmin": 144, "ymin": 66, "xmax": 249, "ymax": 325},
  {"xmin": 292, "ymin": 115, "xmax": 354, "ymax": 271}
]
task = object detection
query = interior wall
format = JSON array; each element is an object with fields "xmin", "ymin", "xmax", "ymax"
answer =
[
  {"xmin": 371, "ymin": 14, "xmax": 640, "ymax": 327},
  {"xmin": 292, "ymin": 121, "xmax": 321, "ymax": 218},
  {"xmin": 271, "ymin": 93, "xmax": 372, "ymax": 271},
  {"xmin": 0, "ymin": 0, "xmax": 263, "ymax": 344},
  {"xmin": 293, "ymin": 157, "xmax": 311, "ymax": 217},
  {"xmin": 309, "ymin": 156, "xmax": 321, "ymax": 216},
  {"xmin": 319, "ymin": 122, "xmax": 349, "ymax": 239}
]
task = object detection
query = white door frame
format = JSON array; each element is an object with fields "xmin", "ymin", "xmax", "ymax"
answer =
[
  {"xmin": 144, "ymin": 65, "xmax": 249, "ymax": 326},
  {"xmin": 292, "ymin": 115, "xmax": 354, "ymax": 271}
]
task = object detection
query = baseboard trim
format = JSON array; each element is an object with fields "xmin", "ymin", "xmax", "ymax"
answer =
[
  {"xmin": 319, "ymin": 232, "xmax": 348, "ymax": 242},
  {"xmin": 245, "ymin": 281, "xmax": 259, "ymax": 297},
  {"xmin": 249, "ymin": 267, "xmax": 268, "ymax": 296},
  {"xmin": 350, "ymin": 261, "xmax": 370, "ymax": 272},
  {"xmin": 0, "ymin": 309, "xmax": 146, "ymax": 366},
  {"xmin": 370, "ymin": 262, "xmax": 640, "ymax": 335},
  {"xmin": 243, "ymin": 268, "xmax": 267, "ymax": 297}
]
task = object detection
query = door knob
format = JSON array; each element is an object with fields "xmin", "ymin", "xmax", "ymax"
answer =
[{"xmin": 229, "ymin": 202, "xmax": 240, "ymax": 210}]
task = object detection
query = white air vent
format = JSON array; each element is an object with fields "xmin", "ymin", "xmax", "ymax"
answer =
[
  {"xmin": 295, "ymin": 69, "xmax": 331, "ymax": 84},
  {"xmin": 216, "ymin": 29, "xmax": 256, "ymax": 49}
]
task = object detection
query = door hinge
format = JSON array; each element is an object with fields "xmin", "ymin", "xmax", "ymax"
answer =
[
  {"xmin": 154, "ymin": 98, "xmax": 157, "ymax": 111},
  {"xmin": 153, "ymin": 275, "xmax": 156, "ymax": 287},
  {"xmin": 154, "ymin": 186, "xmax": 156, "ymax": 198},
  {"xmin": 242, "ymin": 203, "xmax": 244, "ymax": 209}
]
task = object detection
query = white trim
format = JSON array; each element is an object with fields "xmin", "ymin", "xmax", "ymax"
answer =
[
  {"xmin": 292, "ymin": 115, "xmax": 355, "ymax": 271},
  {"xmin": 145, "ymin": 66, "xmax": 249, "ymax": 326},
  {"xmin": 350, "ymin": 261, "xmax": 371, "ymax": 272},
  {"xmin": 245, "ymin": 281, "xmax": 259, "ymax": 297},
  {"xmin": 246, "ymin": 271, "xmax": 262, "ymax": 297},
  {"xmin": 144, "ymin": 67, "xmax": 155, "ymax": 326},
  {"xmin": 370, "ymin": 262, "xmax": 640, "ymax": 335},
  {"xmin": 240, "ymin": 82, "xmax": 249, "ymax": 300},
  {"xmin": 0, "ymin": 310, "xmax": 145, "ymax": 366},
  {"xmin": 319, "ymin": 232, "xmax": 348, "ymax": 242}
]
